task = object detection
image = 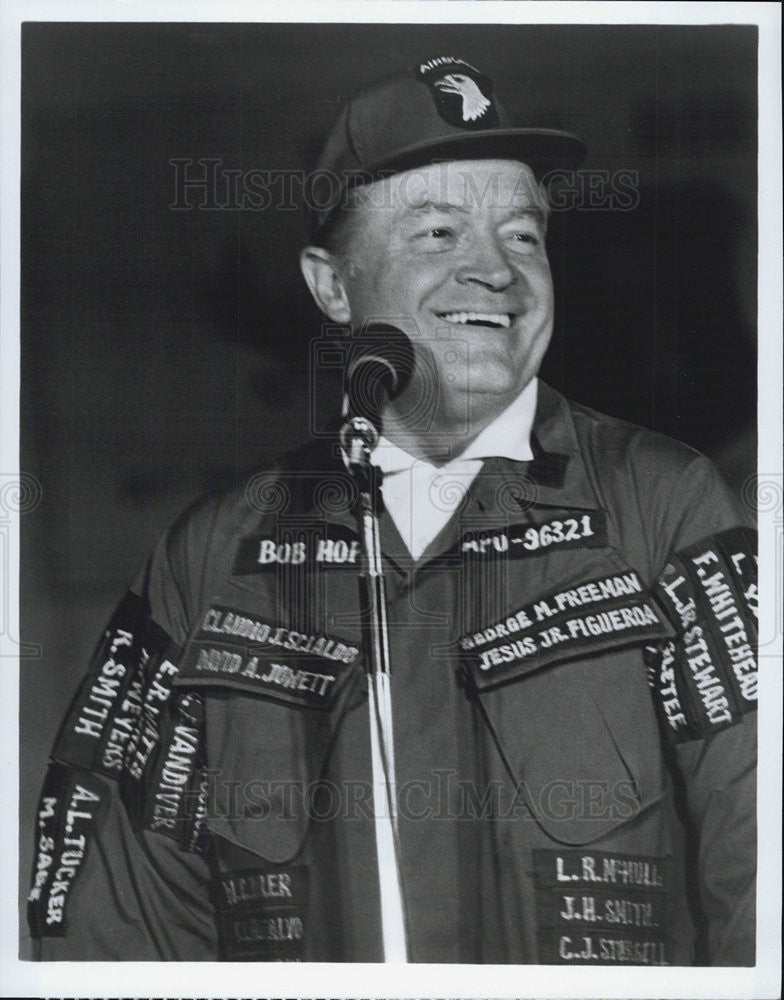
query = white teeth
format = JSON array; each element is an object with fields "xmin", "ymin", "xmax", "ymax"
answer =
[{"xmin": 440, "ymin": 311, "xmax": 512, "ymax": 328}]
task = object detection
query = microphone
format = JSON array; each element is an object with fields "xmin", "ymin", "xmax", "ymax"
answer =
[{"xmin": 345, "ymin": 324, "xmax": 415, "ymax": 432}]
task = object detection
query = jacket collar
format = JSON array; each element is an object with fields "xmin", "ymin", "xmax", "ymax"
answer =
[
  {"xmin": 282, "ymin": 380, "xmax": 600, "ymax": 530},
  {"xmin": 465, "ymin": 381, "xmax": 600, "ymax": 514}
]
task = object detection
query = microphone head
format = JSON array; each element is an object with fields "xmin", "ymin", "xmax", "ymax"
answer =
[{"xmin": 345, "ymin": 323, "xmax": 415, "ymax": 426}]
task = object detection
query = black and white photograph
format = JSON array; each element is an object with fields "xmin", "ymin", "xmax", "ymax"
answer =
[{"xmin": 2, "ymin": 2, "xmax": 781, "ymax": 997}]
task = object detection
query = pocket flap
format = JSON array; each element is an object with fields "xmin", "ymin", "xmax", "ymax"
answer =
[{"xmin": 174, "ymin": 596, "xmax": 364, "ymax": 863}]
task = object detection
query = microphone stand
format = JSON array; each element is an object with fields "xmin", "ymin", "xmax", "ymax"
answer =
[{"xmin": 340, "ymin": 415, "xmax": 409, "ymax": 963}]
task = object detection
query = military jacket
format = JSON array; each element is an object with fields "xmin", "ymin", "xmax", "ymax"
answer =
[{"xmin": 28, "ymin": 382, "xmax": 758, "ymax": 964}]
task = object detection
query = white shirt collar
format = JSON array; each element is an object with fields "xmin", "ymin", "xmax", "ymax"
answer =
[{"xmin": 372, "ymin": 377, "xmax": 538, "ymax": 474}]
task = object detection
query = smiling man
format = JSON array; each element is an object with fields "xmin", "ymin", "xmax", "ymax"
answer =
[
  {"xmin": 302, "ymin": 159, "xmax": 553, "ymax": 452},
  {"xmin": 27, "ymin": 55, "xmax": 757, "ymax": 966}
]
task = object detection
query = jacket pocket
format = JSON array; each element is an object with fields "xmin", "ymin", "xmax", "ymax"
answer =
[
  {"xmin": 172, "ymin": 593, "xmax": 364, "ymax": 863},
  {"xmin": 485, "ymin": 651, "xmax": 667, "ymax": 845},
  {"xmin": 467, "ymin": 552, "xmax": 671, "ymax": 845}
]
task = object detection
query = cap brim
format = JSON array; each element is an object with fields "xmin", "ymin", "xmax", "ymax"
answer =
[
  {"xmin": 366, "ymin": 127, "xmax": 587, "ymax": 180},
  {"xmin": 309, "ymin": 127, "xmax": 586, "ymax": 237}
]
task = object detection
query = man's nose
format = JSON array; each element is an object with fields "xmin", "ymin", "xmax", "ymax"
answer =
[{"xmin": 454, "ymin": 238, "xmax": 517, "ymax": 291}]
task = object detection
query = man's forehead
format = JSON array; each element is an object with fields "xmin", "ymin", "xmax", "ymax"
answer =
[{"xmin": 353, "ymin": 159, "xmax": 544, "ymax": 216}]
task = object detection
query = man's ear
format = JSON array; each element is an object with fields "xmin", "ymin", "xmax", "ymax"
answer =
[{"xmin": 299, "ymin": 246, "xmax": 352, "ymax": 323}]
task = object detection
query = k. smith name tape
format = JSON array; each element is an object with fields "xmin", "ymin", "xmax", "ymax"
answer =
[{"xmin": 52, "ymin": 591, "xmax": 183, "ymax": 781}]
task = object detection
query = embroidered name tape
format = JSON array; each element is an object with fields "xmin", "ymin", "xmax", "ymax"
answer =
[
  {"xmin": 533, "ymin": 849, "xmax": 674, "ymax": 966},
  {"xmin": 234, "ymin": 524, "xmax": 361, "ymax": 574},
  {"xmin": 644, "ymin": 640, "xmax": 696, "ymax": 742},
  {"xmin": 459, "ymin": 512, "xmax": 607, "ymax": 561},
  {"xmin": 683, "ymin": 534, "xmax": 757, "ymax": 707},
  {"xmin": 212, "ymin": 864, "xmax": 310, "ymax": 961},
  {"xmin": 459, "ymin": 570, "xmax": 673, "ymax": 689},
  {"xmin": 27, "ymin": 763, "xmax": 107, "ymax": 938},
  {"xmin": 196, "ymin": 604, "xmax": 360, "ymax": 665},
  {"xmin": 538, "ymin": 928, "xmax": 670, "ymax": 965},
  {"xmin": 648, "ymin": 527, "xmax": 758, "ymax": 742},
  {"xmin": 176, "ymin": 642, "xmax": 353, "ymax": 709},
  {"xmin": 176, "ymin": 606, "xmax": 360, "ymax": 709},
  {"xmin": 138, "ymin": 693, "xmax": 206, "ymax": 849},
  {"xmin": 53, "ymin": 591, "xmax": 183, "ymax": 781},
  {"xmin": 716, "ymin": 526, "xmax": 758, "ymax": 631}
]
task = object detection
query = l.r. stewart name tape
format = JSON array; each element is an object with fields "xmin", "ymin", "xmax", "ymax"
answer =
[{"xmin": 649, "ymin": 529, "xmax": 757, "ymax": 740}]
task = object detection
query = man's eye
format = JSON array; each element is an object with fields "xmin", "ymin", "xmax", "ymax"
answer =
[
  {"xmin": 411, "ymin": 226, "xmax": 455, "ymax": 250},
  {"xmin": 506, "ymin": 229, "xmax": 542, "ymax": 252}
]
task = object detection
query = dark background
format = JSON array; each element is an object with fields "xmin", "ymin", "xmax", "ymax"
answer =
[{"xmin": 19, "ymin": 22, "xmax": 757, "ymax": 953}]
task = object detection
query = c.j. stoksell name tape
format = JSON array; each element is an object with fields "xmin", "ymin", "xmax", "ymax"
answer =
[
  {"xmin": 533, "ymin": 848, "xmax": 673, "ymax": 965},
  {"xmin": 459, "ymin": 571, "xmax": 673, "ymax": 687}
]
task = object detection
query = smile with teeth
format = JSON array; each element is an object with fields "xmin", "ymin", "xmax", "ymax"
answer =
[{"xmin": 438, "ymin": 311, "xmax": 513, "ymax": 328}]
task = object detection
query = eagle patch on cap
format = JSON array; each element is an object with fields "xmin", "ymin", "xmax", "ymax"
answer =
[{"xmin": 417, "ymin": 56, "xmax": 500, "ymax": 130}]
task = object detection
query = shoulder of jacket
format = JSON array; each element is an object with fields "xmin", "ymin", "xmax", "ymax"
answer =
[{"xmin": 561, "ymin": 392, "xmax": 709, "ymax": 476}]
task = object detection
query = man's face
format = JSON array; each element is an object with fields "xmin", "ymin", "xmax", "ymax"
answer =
[{"xmin": 335, "ymin": 159, "xmax": 553, "ymax": 427}]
